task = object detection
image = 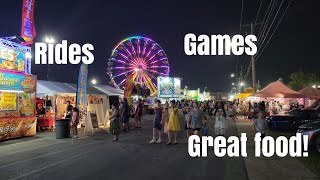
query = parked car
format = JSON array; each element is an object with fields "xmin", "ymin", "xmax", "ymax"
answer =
[
  {"xmin": 297, "ymin": 121, "xmax": 320, "ymax": 153},
  {"xmin": 267, "ymin": 109, "xmax": 320, "ymax": 131}
]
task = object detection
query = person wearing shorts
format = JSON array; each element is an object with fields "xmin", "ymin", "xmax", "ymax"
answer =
[
  {"xmin": 190, "ymin": 102, "xmax": 205, "ymax": 136},
  {"xmin": 150, "ymin": 100, "xmax": 163, "ymax": 144}
]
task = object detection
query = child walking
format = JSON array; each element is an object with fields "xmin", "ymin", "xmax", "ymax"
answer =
[{"xmin": 253, "ymin": 111, "xmax": 268, "ymax": 139}]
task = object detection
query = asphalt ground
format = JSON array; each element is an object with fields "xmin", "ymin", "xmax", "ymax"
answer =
[{"xmin": 0, "ymin": 113, "xmax": 248, "ymax": 180}]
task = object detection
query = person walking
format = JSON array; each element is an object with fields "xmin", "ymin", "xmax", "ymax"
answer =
[
  {"xmin": 167, "ymin": 100, "xmax": 180, "ymax": 145},
  {"xmin": 120, "ymin": 98, "xmax": 130, "ymax": 132},
  {"xmin": 253, "ymin": 111, "xmax": 268, "ymax": 151},
  {"xmin": 163, "ymin": 101, "xmax": 169, "ymax": 134},
  {"xmin": 184, "ymin": 106, "xmax": 192, "ymax": 139},
  {"xmin": 214, "ymin": 102, "xmax": 227, "ymax": 136},
  {"xmin": 253, "ymin": 111, "xmax": 268, "ymax": 139},
  {"xmin": 232, "ymin": 103, "xmax": 238, "ymax": 120},
  {"xmin": 71, "ymin": 107, "xmax": 80, "ymax": 138},
  {"xmin": 150, "ymin": 100, "xmax": 164, "ymax": 143},
  {"xmin": 109, "ymin": 103, "xmax": 120, "ymax": 141},
  {"xmin": 135, "ymin": 99, "xmax": 143, "ymax": 128},
  {"xmin": 189, "ymin": 102, "xmax": 205, "ymax": 136}
]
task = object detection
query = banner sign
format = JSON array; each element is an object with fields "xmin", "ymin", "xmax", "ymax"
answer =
[
  {"xmin": 0, "ymin": 44, "xmax": 26, "ymax": 73},
  {"xmin": 157, "ymin": 76, "xmax": 181, "ymax": 98},
  {"xmin": 0, "ymin": 72, "xmax": 36, "ymax": 91},
  {"xmin": 124, "ymin": 74, "xmax": 134, "ymax": 105},
  {"xmin": 0, "ymin": 92, "xmax": 17, "ymax": 111},
  {"xmin": 21, "ymin": 0, "xmax": 36, "ymax": 45},
  {"xmin": 0, "ymin": 117, "xmax": 37, "ymax": 141},
  {"xmin": 76, "ymin": 64, "xmax": 88, "ymax": 110}
]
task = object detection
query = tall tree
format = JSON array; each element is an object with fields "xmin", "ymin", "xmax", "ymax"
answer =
[{"xmin": 287, "ymin": 71, "xmax": 320, "ymax": 90}]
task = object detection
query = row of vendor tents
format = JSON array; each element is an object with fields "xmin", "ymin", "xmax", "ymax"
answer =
[
  {"xmin": 237, "ymin": 80, "xmax": 320, "ymax": 103},
  {"xmin": 253, "ymin": 80, "xmax": 320, "ymax": 99},
  {"xmin": 37, "ymin": 80, "xmax": 123, "ymax": 99}
]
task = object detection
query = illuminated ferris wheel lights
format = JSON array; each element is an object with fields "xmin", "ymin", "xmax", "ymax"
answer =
[{"xmin": 108, "ymin": 36, "xmax": 169, "ymax": 90}]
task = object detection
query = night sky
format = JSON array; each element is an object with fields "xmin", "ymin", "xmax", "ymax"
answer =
[{"xmin": 1, "ymin": 0, "xmax": 319, "ymax": 92}]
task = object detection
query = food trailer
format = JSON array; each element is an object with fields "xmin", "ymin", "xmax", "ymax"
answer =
[{"xmin": 0, "ymin": 38, "xmax": 36, "ymax": 141}]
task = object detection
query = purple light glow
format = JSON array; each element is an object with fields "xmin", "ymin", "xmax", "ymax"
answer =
[
  {"xmin": 149, "ymin": 58, "xmax": 167, "ymax": 65},
  {"xmin": 119, "ymin": 52, "xmax": 129, "ymax": 60},
  {"xmin": 108, "ymin": 36, "xmax": 170, "ymax": 89}
]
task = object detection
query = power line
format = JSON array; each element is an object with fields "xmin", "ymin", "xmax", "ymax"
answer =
[
  {"xmin": 257, "ymin": 0, "xmax": 274, "ymax": 37},
  {"xmin": 257, "ymin": 0, "xmax": 277, "ymax": 47},
  {"xmin": 257, "ymin": 0, "xmax": 285, "ymax": 53},
  {"xmin": 254, "ymin": 0, "xmax": 264, "ymax": 30},
  {"xmin": 255, "ymin": 0, "xmax": 294, "ymax": 62}
]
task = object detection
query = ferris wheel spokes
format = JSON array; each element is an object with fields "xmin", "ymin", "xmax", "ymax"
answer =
[{"xmin": 108, "ymin": 36, "xmax": 170, "ymax": 93}]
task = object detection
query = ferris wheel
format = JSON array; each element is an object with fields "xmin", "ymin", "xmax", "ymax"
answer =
[{"xmin": 107, "ymin": 36, "xmax": 170, "ymax": 95}]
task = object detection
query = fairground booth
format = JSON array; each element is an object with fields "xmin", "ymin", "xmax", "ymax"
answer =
[
  {"xmin": 157, "ymin": 76, "xmax": 183, "ymax": 102},
  {"xmin": 36, "ymin": 80, "xmax": 123, "ymax": 131},
  {"xmin": 0, "ymin": 38, "xmax": 37, "ymax": 141},
  {"xmin": 299, "ymin": 85, "xmax": 320, "ymax": 107},
  {"xmin": 247, "ymin": 80, "xmax": 306, "ymax": 114}
]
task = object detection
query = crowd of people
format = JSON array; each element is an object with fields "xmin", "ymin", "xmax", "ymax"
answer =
[
  {"xmin": 66, "ymin": 98, "xmax": 272, "ymax": 142},
  {"xmin": 107, "ymin": 98, "xmax": 234, "ymax": 144}
]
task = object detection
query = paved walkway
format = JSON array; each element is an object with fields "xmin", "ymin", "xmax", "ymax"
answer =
[
  {"xmin": 234, "ymin": 117, "xmax": 318, "ymax": 180},
  {"xmin": 0, "ymin": 114, "xmax": 248, "ymax": 180}
]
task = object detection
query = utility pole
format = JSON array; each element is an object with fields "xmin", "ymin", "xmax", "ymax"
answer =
[
  {"xmin": 241, "ymin": 22, "xmax": 262, "ymax": 93},
  {"xmin": 251, "ymin": 22, "xmax": 256, "ymax": 93}
]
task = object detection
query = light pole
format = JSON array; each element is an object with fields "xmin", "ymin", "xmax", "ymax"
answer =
[
  {"xmin": 44, "ymin": 36, "xmax": 55, "ymax": 80},
  {"xmin": 239, "ymin": 82, "xmax": 245, "ymax": 93}
]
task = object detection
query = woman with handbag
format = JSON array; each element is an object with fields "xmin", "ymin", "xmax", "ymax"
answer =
[{"xmin": 109, "ymin": 103, "xmax": 120, "ymax": 142}]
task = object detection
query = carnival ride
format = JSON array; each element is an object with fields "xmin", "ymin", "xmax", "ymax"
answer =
[{"xmin": 107, "ymin": 36, "xmax": 170, "ymax": 96}]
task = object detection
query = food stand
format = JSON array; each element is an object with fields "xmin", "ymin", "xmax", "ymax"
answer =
[
  {"xmin": 248, "ymin": 80, "xmax": 305, "ymax": 114},
  {"xmin": 0, "ymin": 38, "xmax": 36, "ymax": 141},
  {"xmin": 36, "ymin": 80, "xmax": 113, "ymax": 130},
  {"xmin": 35, "ymin": 97, "xmax": 56, "ymax": 130}
]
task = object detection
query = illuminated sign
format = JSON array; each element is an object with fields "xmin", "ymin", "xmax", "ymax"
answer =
[
  {"xmin": 0, "ymin": 44, "xmax": 26, "ymax": 73},
  {"xmin": 187, "ymin": 90, "xmax": 199, "ymax": 100},
  {"xmin": 0, "ymin": 38, "xmax": 31, "ymax": 74},
  {"xmin": 157, "ymin": 76, "xmax": 182, "ymax": 98},
  {"xmin": 0, "ymin": 72, "xmax": 36, "ymax": 91},
  {"xmin": 0, "ymin": 92, "xmax": 17, "ymax": 111}
]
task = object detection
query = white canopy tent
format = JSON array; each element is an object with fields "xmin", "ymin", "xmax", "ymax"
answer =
[
  {"xmin": 36, "ymin": 80, "xmax": 122, "ymax": 131},
  {"xmin": 93, "ymin": 85, "xmax": 124, "ymax": 96},
  {"xmin": 37, "ymin": 80, "xmax": 108, "ymax": 96}
]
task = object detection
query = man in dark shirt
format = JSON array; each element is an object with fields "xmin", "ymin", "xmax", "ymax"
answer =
[
  {"xmin": 135, "ymin": 99, "xmax": 143, "ymax": 128},
  {"xmin": 36, "ymin": 103, "xmax": 46, "ymax": 117},
  {"xmin": 66, "ymin": 101, "xmax": 73, "ymax": 114}
]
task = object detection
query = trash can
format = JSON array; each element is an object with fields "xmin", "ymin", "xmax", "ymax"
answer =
[{"xmin": 55, "ymin": 119, "xmax": 70, "ymax": 139}]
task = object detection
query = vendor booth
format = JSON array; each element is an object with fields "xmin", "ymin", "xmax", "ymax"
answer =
[
  {"xmin": 0, "ymin": 38, "xmax": 37, "ymax": 141},
  {"xmin": 299, "ymin": 85, "xmax": 320, "ymax": 108},
  {"xmin": 236, "ymin": 87, "xmax": 254, "ymax": 99},
  {"xmin": 249, "ymin": 80, "xmax": 306, "ymax": 114},
  {"xmin": 36, "ymin": 80, "xmax": 120, "ymax": 131}
]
